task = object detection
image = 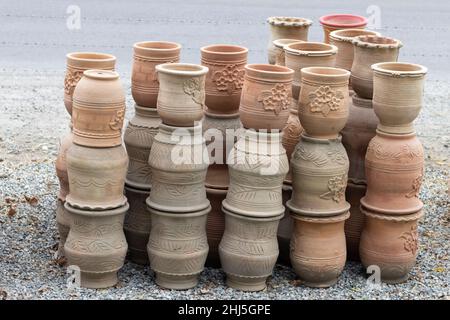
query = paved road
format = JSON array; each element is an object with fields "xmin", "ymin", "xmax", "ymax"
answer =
[{"xmin": 1, "ymin": 0, "xmax": 449, "ymax": 80}]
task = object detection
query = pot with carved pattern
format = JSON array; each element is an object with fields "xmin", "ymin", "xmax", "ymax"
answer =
[
  {"xmin": 272, "ymin": 39, "xmax": 302, "ymax": 66},
  {"xmin": 319, "ymin": 14, "xmax": 367, "ymax": 44}
]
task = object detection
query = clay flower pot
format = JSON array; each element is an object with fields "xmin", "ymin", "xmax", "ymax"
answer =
[
  {"xmin": 298, "ymin": 67, "xmax": 350, "ymax": 139},
  {"xmin": 351, "ymin": 35, "xmax": 402, "ymax": 99},
  {"xmin": 64, "ymin": 52, "xmax": 115, "ymax": 115},
  {"xmin": 267, "ymin": 17, "xmax": 313, "ymax": 64},
  {"xmin": 205, "ymin": 187, "xmax": 227, "ymax": 268},
  {"xmin": 156, "ymin": 63, "xmax": 208, "ymax": 127},
  {"xmin": 56, "ymin": 199, "xmax": 71, "ymax": 258},
  {"xmin": 72, "ymin": 70, "xmax": 126, "ymax": 148},
  {"xmin": 290, "ymin": 211, "xmax": 349, "ymax": 287},
  {"xmin": 319, "ymin": 14, "xmax": 367, "ymax": 44},
  {"xmin": 282, "ymin": 101, "xmax": 303, "ymax": 184},
  {"xmin": 66, "ymin": 144, "xmax": 128, "ymax": 210},
  {"xmin": 272, "ymin": 39, "xmax": 302, "ymax": 66},
  {"xmin": 344, "ymin": 182, "xmax": 367, "ymax": 261},
  {"xmin": 239, "ymin": 64, "xmax": 294, "ymax": 131},
  {"xmin": 372, "ymin": 62, "xmax": 428, "ymax": 134},
  {"xmin": 284, "ymin": 42, "xmax": 338, "ymax": 100},
  {"xmin": 147, "ymin": 123, "xmax": 210, "ymax": 213},
  {"xmin": 360, "ymin": 208, "xmax": 423, "ymax": 284},
  {"xmin": 277, "ymin": 184, "xmax": 293, "ymax": 266},
  {"xmin": 223, "ymin": 130, "xmax": 289, "ymax": 218},
  {"xmin": 55, "ymin": 130, "xmax": 73, "ymax": 202},
  {"xmin": 64, "ymin": 202, "xmax": 128, "ymax": 289},
  {"xmin": 201, "ymin": 44, "xmax": 248, "ymax": 117},
  {"xmin": 147, "ymin": 206, "xmax": 209, "ymax": 290},
  {"xmin": 287, "ymin": 134, "xmax": 350, "ymax": 216},
  {"xmin": 219, "ymin": 208, "xmax": 282, "ymax": 291},
  {"xmin": 124, "ymin": 185, "xmax": 151, "ymax": 265},
  {"xmin": 124, "ymin": 106, "xmax": 161, "ymax": 190},
  {"xmin": 132, "ymin": 41, "xmax": 181, "ymax": 108},
  {"xmin": 361, "ymin": 131, "xmax": 424, "ymax": 215}
]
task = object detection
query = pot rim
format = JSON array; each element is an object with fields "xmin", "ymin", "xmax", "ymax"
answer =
[
  {"xmin": 206, "ymin": 186, "xmax": 228, "ymax": 195},
  {"xmin": 156, "ymin": 63, "xmax": 208, "ymax": 76},
  {"xmin": 245, "ymin": 63, "xmax": 294, "ymax": 76},
  {"xmin": 352, "ymin": 35, "xmax": 402, "ymax": 49},
  {"xmin": 64, "ymin": 202, "xmax": 129, "ymax": 217},
  {"xmin": 329, "ymin": 29, "xmax": 381, "ymax": 42},
  {"xmin": 319, "ymin": 14, "xmax": 368, "ymax": 28},
  {"xmin": 301, "ymin": 132, "xmax": 343, "ymax": 144},
  {"xmin": 290, "ymin": 210, "xmax": 350, "ymax": 223},
  {"xmin": 361, "ymin": 206, "xmax": 424, "ymax": 221},
  {"xmin": 301, "ymin": 66, "xmax": 350, "ymax": 79},
  {"xmin": 148, "ymin": 205, "xmax": 211, "ymax": 218},
  {"xmin": 83, "ymin": 69, "xmax": 119, "ymax": 80},
  {"xmin": 133, "ymin": 41, "xmax": 181, "ymax": 52},
  {"xmin": 284, "ymin": 42, "xmax": 338, "ymax": 56},
  {"xmin": 273, "ymin": 38, "xmax": 303, "ymax": 49},
  {"xmin": 222, "ymin": 206, "xmax": 284, "ymax": 222},
  {"xmin": 200, "ymin": 44, "xmax": 248, "ymax": 55},
  {"xmin": 372, "ymin": 62, "xmax": 427, "ymax": 77},
  {"xmin": 66, "ymin": 51, "xmax": 116, "ymax": 63},
  {"xmin": 267, "ymin": 16, "xmax": 313, "ymax": 27}
]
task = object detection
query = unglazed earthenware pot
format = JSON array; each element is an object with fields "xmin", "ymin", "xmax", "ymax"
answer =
[
  {"xmin": 56, "ymin": 199, "xmax": 71, "ymax": 258},
  {"xmin": 64, "ymin": 202, "xmax": 128, "ymax": 289},
  {"xmin": 147, "ymin": 123, "xmax": 210, "ymax": 213},
  {"xmin": 66, "ymin": 144, "xmax": 128, "ymax": 210},
  {"xmin": 219, "ymin": 208, "xmax": 282, "ymax": 291},
  {"xmin": 223, "ymin": 130, "xmax": 289, "ymax": 218},
  {"xmin": 147, "ymin": 206, "xmax": 209, "ymax": 290},
  {"xmin": 351, "ymin": 35, "xmax": 402, "ymax": 99},
  {"xmin": 360, "ymin": 208, "xmax": 423, "ymax": 284},
  {"xmin": 287, "ymin": 134, "xmax": 350, "ymax": 216},
  {"xmin": 272, "ymin": 39, "xmax": 302, "ymax": 66},
  {"xmin": 72, "ymin": 70, "xmax": 126, "ymax": 148},
  {"xmin": 64, "ymin": 52, "xmax": 115, "ymax": 115},
  {"xmin": 156, "ymin": 63, "xmax": 208, "ymax": 127},
  {"xmin": 290, "ymin": 211, "xmax": 349, "ymax": 287},
  {"xmin": 284, "ymin": 42, "xmax": 337, "ymax": 100},
  {"xmin": 239, "ymin": 64, "xmax": 294, "ymax": 131},
  {"xmin": 372, "ymin": 62, "xmax": 427, "ymax": 135},
  {"xmin": 282, "ymin": 100, "xmax": 303, "ymax": 184},
  {"xmin": 344, "ymin": 182, "xmax": 367, "ymax": 261},
  {"xmin": 319, "ymin": 14, "xmax": 367, "ymax": 44},
  {"xmin": 55, "ymin": 130, "xmax": 73, "ymax": 202},
  {"xmin": 361, "ymin": 131, "xmax": 424, "ymax": 215},
  {"xmin": 298, "ymin": 67, "xmax": 350, "ymax": 139},
  {"xmin": 132, "ymin": 41, "xmax": 181, "ymax": 107},
  {"xmin": 205, "ymin": 187, "xmax": 227, "ymax": 268},
  {"xmin": 277, "ymin": 184, "xmax": 293, "ymax": 266},
  {"xmin": 201, "ymin": 44, "xmax": 248, "ymax": 117},
  {"xmin": 267, "ymin": 17, "xmax": 312, "ymax": 64}
]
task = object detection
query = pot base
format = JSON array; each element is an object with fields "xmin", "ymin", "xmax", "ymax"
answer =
[
  {"xmin": 79, "ymin": 271, "xmax": 119, "ymax": 289},
  {"xmin": 226, "ymin": 273, "xmax": 267, "ymax": 292},
  {"xmin": 155, "ymin": 272, "xmax": 199, "ymax": 290}
]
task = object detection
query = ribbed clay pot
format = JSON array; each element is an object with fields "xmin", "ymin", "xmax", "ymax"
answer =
[
  {"xmin": 66, "ymin": 144, "xmax": 128, "ymax": 210},
  {"xmin": 223, "ymin": 130, "xmax": 289, "ymax": 218},
  {"xmin": 124, "ymin": 106, "xmax": 161, "ymax": 190},
  {"xmin": 147, "ymin": 206, "xmax": 209, "ymax": 290},
  {"xmin": 64, "ymin": 202, "xmax": 128, "ymax": 289},
  {"xmin": 156, "ymin": 63, "xmax": 208, "ymax": 127},
  {"xmin": 267, "ymin": 17, "xmax": 313, "ymax": 65},
  {"xmin": 72, "ymin": 70, "xmax": 126, "ymax": 148},
  {"xmin": 56, "ymin": 199, "xmax": 71, "ymax": 258},
  {"xmin": 132, "ymin": 41, "xmax": 181, "ymax": 108},
  {"xmin": 298, "ymin": 67, "xmax": 350, "ymax": 139},
  {"xmin": 201, "ymin": 44, "xmax": 248, "ymax": 117},
  {"xmin": 239, "ymin": 64, "xmax": 294, "ymax": 131},
  {"xmin": 205, "ymin": 187, "xmax": 227, "ymax": 268},
  {"xmin": 372, "ymin": 62, "xmax": 427, "ymax": 135},
  {"xmin": 282, "ymin": 100, "xmax": 303, "ymax": 184},
  {"xmin": 287, "ymin": 134, "xmax": 350, "ymax": 216},
  {"xmin": 344, "ymin": 182, "xmax": 367, "ymax": 261},
  {"xmin": 124, "ymin": 185, "xmax": 151, "ymax": 265},
  {"xmin": 55, "ymin": 130, "xmax": 73, "ymax": 202},
  {"xmin": 290, "ymin": 211, "xmax": 349, "ymax": 287},
  {"xmin": 319, "ymin": 14, "xmax": 367, "ymax": 44},
  {"xmin": 147, "ymin": 124, "xmax": 209, "ymax": 213},
  {"xmin": 219, "ymin": 208, "xmax": 282, "ymax": 291},
  {"xmin": 64, "ymin": 52, "xmax": 115, "ymax": 115},
  {"xmin": 277, "ymin": 184, "xmax": 293, "ymax": 266},
  {"xmin": 351, "ymin": 35, "xmax": 402, "ymax": 99},
  {"xmin": 361, "ymin": 131, "xmax": 424, "ymax": 215},
  {"xmin": 360, "ymin": 208, "xmax": 423, "ymax": 284},
  {"xmin": 272, "ymin": 39, "xmax": 302, "ymax": 66},
  {"xmin": 284, "ymin": 42, "xmax": 337, "ymax": 100}
]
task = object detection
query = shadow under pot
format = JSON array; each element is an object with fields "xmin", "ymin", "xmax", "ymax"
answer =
[
  {"xmin": 205, "ymin": 187, "xmax": 227, "ymax": 268},
  {"xmin": 132, "ymin": 41, "xmax": 181, "ymax": 108},
  {"xmin": 319, "ymin": 14, "xmax": 367, "ymax": 44}
]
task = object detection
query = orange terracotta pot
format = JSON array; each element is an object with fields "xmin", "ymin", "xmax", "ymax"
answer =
[
  {"xmin": 205, "ymin": 187, "xmax": 227, "ymax": 268},
  {"xmin": 319, "ymin": 14, "xmax": 367, "ymax": 44}
]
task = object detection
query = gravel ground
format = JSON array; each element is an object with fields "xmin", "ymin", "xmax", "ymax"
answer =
[{"xmin": 0, "ymin": 70, "xmax": 449, "ymax": 300}]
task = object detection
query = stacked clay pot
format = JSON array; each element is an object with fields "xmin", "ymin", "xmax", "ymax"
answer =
[
  {"xmin": 360, "ymin": 62, "xmax": 427, "ymax": 283},
  {"xmin": 319, "ymin": 14, "xmax": 368, "ymax": 44},
  {"xmin": 287, "ymin": 67, "xmax": 351, "ymax": 287},
  {"xmin": 64, "ymin": 70, "xmax": 128, "ymax": 289},
  {"xmin": 146, "ymin": 63, "xmax": 210, "ymax": 290}
]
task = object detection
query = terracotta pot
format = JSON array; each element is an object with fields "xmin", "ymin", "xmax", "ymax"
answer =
[
  {"xmin": 239, "ymin": 64, "xmax": 294, "ymax": 131},
  {"xmin": 277, "ymin": 184, "xmax": 293, "ymax": 266},
  {"xmin": 56, "ymin": 199, "xmax": 71, "ymax": 258},
  {"xmin": 201, "ymin": 44, "xmax": 248, "ymax": 117},
  {"xmin": 72, "ymin": 70, "xmax": 126, "ymax": 148},
  {"xmin": 319, "ymin": 14, "xmax": 367, "ymax": 44},
  {"xmin": 361, "ymin": 131, "xmax": 424, "ymax": 215},
  {"xmin": 147, "ymin": 206, "xmax": 209, "ymax": 290},
  {"xmin": 351, "ymin": 35, "xmax": 402, "ymax": 99},
  {"xmin": 156, "ymin": 63, "xmax": 208, "ymax": 127},
  {"xmin": 205, "ymin": 187, "xmax": 227, "ymax": 268},
  {"xmin": 272, "ymin": 39, "xmax": 302, "ymax": 66},
  {"xmin": 132, "ymin": 41, "xmax": 181, "ymax": 107},
  {"xmin": 219, "ymin": 208, "xmax": 282, "ymax": 291},
  {"xmin": 290, "ymin": 211, "xmax": 349, "ymax": 287},
  {"xmin": 223, "ymin": 130, "xmax": 289, "ymax": 218},
  {"xmin": 298, "ymin": 67, "xmax": 350, "ymax": 139},
  {"xmin": 284, "ymin": 42, "xmax": 337, "ymax": 100},
  {"xmin": 372, "ymin": 62, "xmax": 428, "ymax": 134},
  {"xmin": 55, "ymin": 130, "xmax": 73, "ymax": 202},
  {"xmin": 124, "ymin": 106, "xmax": 161, "ymax": 190},
  {"xmin": 267, "ymin": 17, "xmax": 312, "ymax": 64},
  {"xmin": 66, "ymin": 144, "xmax": 128, "ymax": 210},
  {"xmin": 282, "ymin": 100, "xmax": 303, "ymax": 184},
  {"xmin": 147, "ymin": 123, "xmax": 210, "ymax": 213},
  {"xmin": 64, "ymin": 202, "xmax": 128, "ymax": 289},
  {"xmin": 64, "ymin": 52, "xmax": 115, "ymax": 115},
  {"xmin": 344, "ymin": 182, "xmax": 367, "ymax": 261},
  {"xmin": 360, "ymin": 208, "xmax": 423, "ymax": 284},
  {"xmin": 124, "ymin": 185, "xmax": 151, "ymax": 265},
  {"xmin": 287, "ymin": 134, "xmax": 350, "ymax": 216}
]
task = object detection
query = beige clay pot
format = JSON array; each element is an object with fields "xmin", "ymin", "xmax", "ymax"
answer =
[
  {"xmin": 272, "ymin": 39, "xmax": 303, "ymax": 66},
  {"xmin": 55, "ymin": 130, "xmax": 73, "ymax": 202}
]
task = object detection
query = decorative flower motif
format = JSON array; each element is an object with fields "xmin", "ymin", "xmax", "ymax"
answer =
[
  {"xmin": 406, "ymin": 173, "xmax": 423, "ymax": 198},
  {"xmin": 64, "ymin": 69, "xmax": 83, "ymax": 95},
  {"xmin": 308, "ymin": 86, "xmax": 344, "ymax": 116},
  {"xmin": 109, "ymin": 109, "xmax": 125, "ymax": 131},
  {"xmin": 257, "ymin": 84, "xmax": 290, "ymax": 115},
  {"xmin": 400, "ymin": 226, "xmax": 419, "ymax": 255},
  {"xmin": 212, "ymin": 64, "xmax": 245, "ymax": 94},
  {"xmin": 183, "ymin": 78, "xmax": 205, "ymax": 106},
  {"xmin": 320, "ymin": 173, "xmax": 347, "ymax": 202}
]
